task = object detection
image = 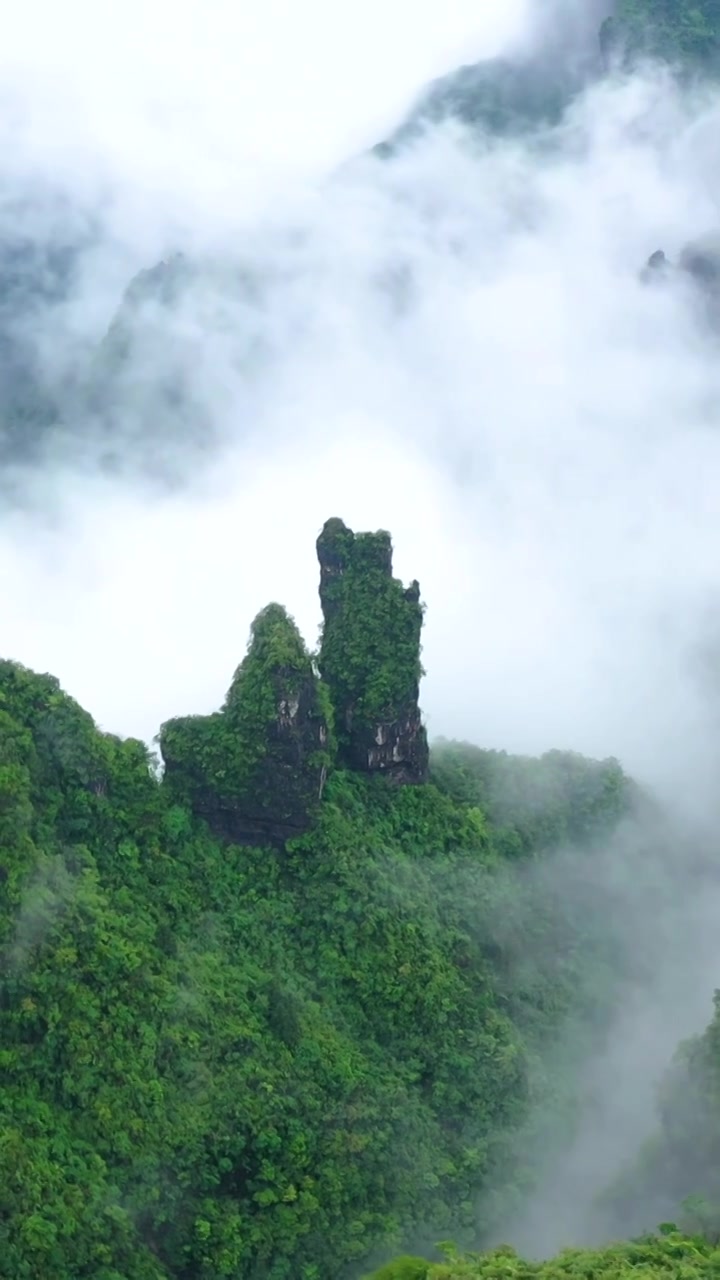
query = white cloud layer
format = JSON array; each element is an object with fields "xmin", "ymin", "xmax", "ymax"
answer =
[
  {"xmin": 2, "ymin": 2, "xmax": 720, "ymax": 819},
  {"xmin": 6, "ymin": 1, "xmax": 720, "ymax": 1256},
  {"xmin": 0, "ymin": 0, "xmax": 527, "ymax": 215}
]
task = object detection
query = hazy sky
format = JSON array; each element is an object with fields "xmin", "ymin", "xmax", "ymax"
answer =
[
  {"xmin": 0, "ymin": 0, "xmax": 528, "ymax": 205},
  {"xmin": 3, "ymin": 0, "xmax": 720, "ymax": 814},
  {"xmin": 8, "ymin": 7, "xmax": 720, "ymax": 1252}
]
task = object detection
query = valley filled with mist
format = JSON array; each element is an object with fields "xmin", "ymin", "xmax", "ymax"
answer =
[{"xmin": 4, "ymin": 2, "xmax": 720, "ymax": 1278}]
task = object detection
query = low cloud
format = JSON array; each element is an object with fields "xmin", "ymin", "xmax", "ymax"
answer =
[{"xmin": 4, "ymin": 0, "xmax": 720, "ymax": 1258}]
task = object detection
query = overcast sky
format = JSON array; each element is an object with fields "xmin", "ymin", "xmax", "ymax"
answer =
[
  {"xmin": 0, "ymin": 0, "xmax": 528, "ymax": 205},
  {"xmin": 3, "ymin": 0, "xmax": 720, "ymax": 816},
  {"xmin": 9, "ymin": 10, "xmax": 720, "ymax": 1251}
]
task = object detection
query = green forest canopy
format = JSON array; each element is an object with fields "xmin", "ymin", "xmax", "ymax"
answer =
[
  {"xmin": 363, "ymin": 1231, "xmax": 720, "ymax": 1280},
  {"xmin": 0, "ymin": 502, "xmax": 652, "ymax": 1280},
  {"xmin": 6, "ymin": 6, "xmax": 720, "ymax": 1270},
  {"xmin": 0, "ymin": 633, "xmax": 638, "ymax": 1279},
  {"xmin": 3, "ymin": 511, "xmax": 720, "ymax": 1280}
]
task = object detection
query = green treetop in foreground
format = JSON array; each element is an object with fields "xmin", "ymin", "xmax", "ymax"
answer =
[{"xmin": 364, "ymin": 1231, "xmax": 720, "ymax": 1280}]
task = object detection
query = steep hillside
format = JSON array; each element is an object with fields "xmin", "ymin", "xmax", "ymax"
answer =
[
  {"xmin": 602, "ymin": 0, "xmax": 720, "ymax": 70},
  {"xmin": 593, "ymin": 987, "xmax": 720, "ymax": 1244},
  {"xmin": 0, "ymin": 519, "xmax": 636, "ymax": 1280},
  {"xmin": 380, "ymin": 0, "xmax": 720, "ymax": 156},
  {"xmin": 5, "ymin": 7, "xmax": 720, "ymax": 1277},
  {"xmin": 3, "ymin": 0, "xmax": 720, "ymax": 485},
  {"xmin": 363, "ymin": 1229, "xmax": 720, "ymax": 1279}
]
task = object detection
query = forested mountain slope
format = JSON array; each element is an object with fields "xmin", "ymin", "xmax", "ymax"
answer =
[
  {"xmin": 364, "ymin": 1231, "xmax": 720, "ymax": 1280},
  {"xmin": 4, "ymin": 0, "xmax": 720, "ymax": 486},
  {"xmin": 1, "ymin": 519, "xmax": 637, "ymax": 1279},
  {"xmin": 6, "ymin": 3, "xmax": 720, "ymax": 1278}
]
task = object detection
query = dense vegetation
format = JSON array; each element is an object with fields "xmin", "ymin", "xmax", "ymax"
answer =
[
  {"xmin": 7, "ymin": 4, "xmax": 720, "ymax": 1276},
  {"xmin": 316, "ymin": 518, "xmax": 428, "ymax": 780},
  {"xmin": 382, "ymin": 0, "xmax": 720, "ymax": 154},
  {"xmin": 0, "ymin": 515, "xmax": 645, "ymax": 1280},
  {"xmin": 602, "ymin": 0, "xmax": 720, "ymax": 70},
  {"xmin": 594, "ymin": 989, "xmax": 720, "ymax": 1245},
  {"xmin": 364, "ymin": 1230, "xmax": 720, "ymax": 1280},
  {"xmin": 3, "ymin": 516, "xmax": 720, "ymax": 1280},
  {"xmin": 0, "ymin": 665, "xmax": 629, "ymax": 1279},
  {"xmin": 160, "ymin": 603, "xmax": 334, "ymax": 844}
]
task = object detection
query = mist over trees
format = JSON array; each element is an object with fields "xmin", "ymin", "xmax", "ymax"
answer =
[
  {"xmin": 0, "ymin": 527, "xmax": 638, "ymax": 1278},
  {"xmin": 5, "ymin": 1, "xmax": 720, "ymax": 1278}
]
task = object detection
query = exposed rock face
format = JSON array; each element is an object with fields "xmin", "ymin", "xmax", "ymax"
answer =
[
  {"xmin": 160, "ymin": 521, "xmax": 430, "ymax": 845},
  {"xmin": 160, "ymin": 604, "xmax": 334, "ymax": 845},
  {"xmin": 316, "ymin": 517, "xmax": 429, "ymax": 784}
]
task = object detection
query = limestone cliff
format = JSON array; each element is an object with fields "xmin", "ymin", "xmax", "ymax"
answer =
[
  {"xmin": 160, "ymin": 520, "xmax": 429, "ymax": 845},
  {"xmin": 316, "ymin": 517, "xmax": 429, "ymax": 784},
  {"xmin": 160, "ymin": 603, "xmax": 334, "ymax": 845}
]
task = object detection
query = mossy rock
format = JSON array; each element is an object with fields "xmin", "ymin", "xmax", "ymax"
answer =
[
  {"xmin": 317, "ymin": 518, "xmax": 429, "ymax": 783},
  {"xmin": 160, "ymin": 603, "xmax": 334, "ymax": 844}
]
